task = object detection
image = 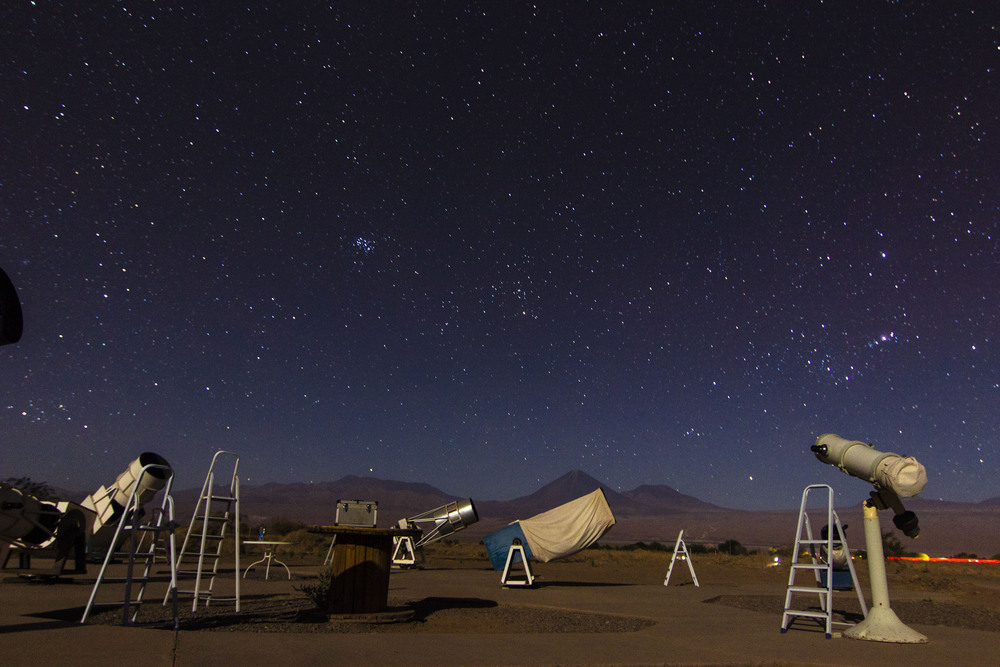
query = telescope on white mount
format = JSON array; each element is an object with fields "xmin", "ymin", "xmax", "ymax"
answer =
[
  {"xmin": 810, "ymin": 433, "xmax": 928, "ymax": 643},
  {"xmin": 392, "ymin": 499, "xmax": 478, "ymax": 566}
]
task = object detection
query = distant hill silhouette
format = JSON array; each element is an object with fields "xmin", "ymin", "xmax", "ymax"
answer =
[
  {"xmin": 169, "ymin": 468, "xmax": 726, "ymax": 528},
  {"xmin": 476, "ymin": 470, "xmax": 626, "ymax": 519},
  {"xmin": 38, "ymin": 469, "xmax": 1000, "ymax": 557},
  {"xmin": 474, "ymin": 470, "xmax": 718, "ymax": 520},
  {"xmin": 173, "ymin": 475, "xmax": 459, "ymax": 527},
  {"xmin": 621, "ymin": 484, "xmax": 721, "ymax": 513}
]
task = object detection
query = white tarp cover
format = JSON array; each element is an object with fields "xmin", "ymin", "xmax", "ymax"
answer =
[
  {"xmin": 875, "ymin": 455, "xmax": 927, "ymax": 498},
  {"xmin": 518, "ymin": 488, "xmax": 616, "ymax": 562}
]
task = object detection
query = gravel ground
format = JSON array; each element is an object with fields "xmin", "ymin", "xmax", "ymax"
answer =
[
  {"xmin": 706, "ymin": 594, "xmax": 1000, "ymax": 634},
  {"xmin": 86, "ymin": 595, "xmax": 656, "ymax": 634},
  {"xmin": 85, "ymin": 590, "xmax": 1000, "ymax": 635},
  {"xmin": 79, "ymin": 548, "xmax": 1000, "ymax": 636}
]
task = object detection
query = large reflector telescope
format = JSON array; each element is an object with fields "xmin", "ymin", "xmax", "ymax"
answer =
[
  {"xmin": 82, "ymin": 452, "xmax": 172, "ymax": 551},
  {"xmin": 400, "ymin": 498, "xmax": 479, "ymax": 548}
]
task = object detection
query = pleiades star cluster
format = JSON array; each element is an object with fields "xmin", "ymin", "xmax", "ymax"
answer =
[{"xmin": 1, "ymin": 2, "xmax": 997, "ymax": 508}]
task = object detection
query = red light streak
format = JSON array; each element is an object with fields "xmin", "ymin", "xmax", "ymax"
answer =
[{"xmin": 887, "ymin": 556, "xmax": 1000, "ymax": 564}]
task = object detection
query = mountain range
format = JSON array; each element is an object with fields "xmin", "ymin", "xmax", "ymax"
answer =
[
  {"xmin": 46, "ymin": 469, "xmax": 1000, "ymax": 558},
  {"xmin": 193, "ymin": 469, "xmax": 718, "ymax": 526},
  {"xmin": 173, "ymin": 469, "xmax": 1000, "ymax": 558}
]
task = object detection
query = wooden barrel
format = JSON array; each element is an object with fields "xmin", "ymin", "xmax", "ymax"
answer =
[
  {"xmin": 308, "ymin": 525, "xmax": 421, "ymax": 615},
  {"xmin": 326, "ymin": 530, "xmax": 392, "ymax": 613}
]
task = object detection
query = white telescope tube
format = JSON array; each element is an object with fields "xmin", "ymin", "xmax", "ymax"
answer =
[
  {"xmin": 110, "ymin": 452, "xmax": 172, "ymax": 509},
  {"xmin": 82, "ymin": 453, "xmax": 172, "ymax": 551},
  {"xmin": 813, "ymin": 434, "xmax": 927, "ymax": 498}
]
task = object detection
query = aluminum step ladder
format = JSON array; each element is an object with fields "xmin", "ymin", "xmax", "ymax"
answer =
[
  {"xmin": 663, "ymin": 529, "xmax": 699, "ymax": 587},
  {"xmin": 81, "ymin": 462, "xmax": 179, "ymax": 628},
  {"xmin": 781, "ymin": 484, "xmax": 867, "ymax": 638},
  {"xmin": 171, "ymin": 450, "xmax": 240, "ymax": 612}
]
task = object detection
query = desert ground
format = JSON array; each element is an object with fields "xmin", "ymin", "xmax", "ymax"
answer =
[{"xmin": 3, "ymin": 539, "xmax": 1000, "ymax": 665}]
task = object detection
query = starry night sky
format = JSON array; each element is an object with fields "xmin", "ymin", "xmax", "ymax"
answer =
[{"xmin": 2, "ymin": 2, "xmax": 998, "ymax": 509}]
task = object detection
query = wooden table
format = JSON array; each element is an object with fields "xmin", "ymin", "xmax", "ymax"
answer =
[{"xmin": 307, "ymin": 525, "xmax": 421, "ymax": 614}]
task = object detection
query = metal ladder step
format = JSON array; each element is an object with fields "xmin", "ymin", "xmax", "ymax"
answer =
[
  {"xmin": 107, "ymin": 552, "xmax": 157, "ymax": 561},
  {"xmin": 177, "ymin": 588, "xmax": 214, "ymax": 597},
  {"xmin": 787, "ymin": 585, "xmax": 826, "ymax": 594},
  {"xmin": 89, "ymin": 599, "xmax": 150, "ymax": 608},
  {"xmin": 186, "ymin": 533, "xmax": 225, "ymax": 540},
  {"xmin": 784, "ymin": 609, "xmax": 829, "ymax": 620},
  {"xmin": 101, "ymin": 575, "xmax": 152, "ymax": 583}
]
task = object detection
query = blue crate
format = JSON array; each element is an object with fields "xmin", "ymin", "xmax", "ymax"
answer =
[
  {"xmin": 483, "ymin": 522, "xmax": 532, "ymax": 571},
  {"xmin": 819, "ymin": 568, "xmax": 854, "ymax": 590}
]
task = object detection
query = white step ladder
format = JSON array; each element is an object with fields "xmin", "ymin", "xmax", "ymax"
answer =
[
  {"xmin": 781, "ymin": 484, "xmax": 866, "ymax": 638},
  {"xmin": 663, "ymin": 529, "xmax": 699, "ymax": 587},
  {"xmin": 172, "ymin": 451, "xmax": 240, "ymax": 612},
  {"xmin": 81, "ymin": 462, "xmax": 179, "ymax": 628}
]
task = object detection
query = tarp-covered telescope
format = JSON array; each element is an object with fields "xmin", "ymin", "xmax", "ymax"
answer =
[
  {"xmin": 484, "ymin": 488, "xmax": 616, "ymax": 570},
  {"xmin": 82, "ymin": 452, "xmax": 172, "ymax": 551}
]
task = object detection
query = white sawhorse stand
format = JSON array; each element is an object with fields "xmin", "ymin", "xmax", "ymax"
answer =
[
  {"xmin": 392, "ymin": 535, "xmax": 417, "ymax": 568},
  {"xmin": 501, "ymin": 541, "xmax": 534, "ymax": 587},
  {"xmin": 663, "ymin": 530, "xmax": 699, "ymax": 587}
]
